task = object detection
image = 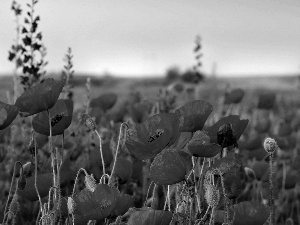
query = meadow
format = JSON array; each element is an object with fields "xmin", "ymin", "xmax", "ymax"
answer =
[{"xmin": 1, "ymin": 0, "xmax": 300, "ymax": 224}]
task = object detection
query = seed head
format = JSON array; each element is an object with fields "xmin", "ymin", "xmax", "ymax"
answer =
[
  {"xmin": 264, "ymin": 138, "xmax": 278, "ymax": 154},
  {"xmin": 84, "ymin": 173, "xmax": 97, "ymax": 192},
  {"xmin": 204, "ymin": 184, "xmax": 220, "ymax": 208},
  {"xmin": 67, "ymin": 197, "xmax": 76, "ymax": 214},
  {"xmin": 81, "ymin": 113, "xmax": 97, "ymax": 131}
]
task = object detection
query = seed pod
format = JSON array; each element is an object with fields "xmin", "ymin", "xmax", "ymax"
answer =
[
  {"xmin": 81, "ymin": 113, "xmax": 97, "ymax": 131},
  {"xmin": 217, "ymin": 123, "xmax": 238, "ymax": 148},
  {"xmin": 84, "ymin": 174, "xmax": 97, "ymax": 192},
  {"xmin": 263, "ymin": 138, "xmax": 278, "ymax": 154},
  {"xmin": 205, "ymin": 184, "xmax": 220, "ymax": 208}
]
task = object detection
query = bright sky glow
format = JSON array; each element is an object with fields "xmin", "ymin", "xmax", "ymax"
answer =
[{"xmin": 0, "ymin": 0, "xmax": 299, "ymax": 77}]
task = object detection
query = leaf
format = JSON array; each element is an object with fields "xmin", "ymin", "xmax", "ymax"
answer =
[
  {"xmin": 175, "ymin": 100, "xmax": 213, "ymax": 132},
  {"xmin": 150, "ymin": 148, "xmax": 192, "ymax": 185}
]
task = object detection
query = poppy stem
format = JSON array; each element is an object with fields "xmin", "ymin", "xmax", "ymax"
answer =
[
  {"xmin": 109, "ymin": 122, "xmax": 127, "ymax": 186},
  {"xmin": 33, "ymin": 133, "xmax": 43, "ymax": 213},
  {"xmin": 95, "ymin": 130, "xmax": 106, "ymax": 180},
  {"xmin": 2, "ymin": 161, "xmax": 22, "ymax": 225},
  {"xmin": 47, "ymin": 110, "xmax": 59, "ymax": 214}
]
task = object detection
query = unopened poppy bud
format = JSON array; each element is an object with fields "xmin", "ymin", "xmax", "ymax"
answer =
[
  {"xmin": 205, "ymin": 184, "xmax": 220, "ymax": 208},
  {"xmin": 84, "ymin": 173, "xmax": 97, "ymax": 192},
  {"xmin": 9, "ymin": 194, "xmax": 19, "ymax": 215},
  {"xmin": 67, "ymin": 197, "xmax": 75, "ymax": 214},
  {"xmin": 81, "ymin": 113, "xmax": 96, "ymax": 131},
  {"xmin": 264, "ymin": 138, "xmax": 278, "ymax": 154}
]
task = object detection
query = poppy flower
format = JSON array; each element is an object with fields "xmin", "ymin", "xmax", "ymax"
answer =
[
  {"xmin": 15, "ymin": 78, "xmax": 65, "ymax": 116},
  {"xmin": 232, "ymin": 201, "xmax": 270, "ymax": 225},
  {"xmin": 149, "ymin": 147, "xmax": 192, "ymax": 185},
  {"xmin": 32, "ymin": 99, "xmax": 73, "ymax": 136},
  {"xmin": 127, "ymin": 101, "xmax": 152, "ymax": 123},
  {"xmin": 175, "ymin": 100, "xmax": 213, "ymax": 132},
  {"xmin": 90, "ymin": 93, "xmax": 117, "ymax": 112},
  {"xmin": 257, "ymin": 92, "xmax": 276, "ymax": 110},
  {"xmin": 127, "ymin": 207, "xmax": 173, "ymax": 225},
  {"xmin": 0, "ymin": 101, "xmax": 19, "ymax": 130},
  {"xmin": 204, "ymin": 115, "xmax": 248, "ymax": 145},
  {"xmin": 187, "ymin": 131, "xmax": 221, "ymax": 157},
  {"xmin": 72, "ymin": 184, "xmax": 118, "ymax": 221},
  {"xmin": 125, "ymin": 113, "xmax": 180, "ymax": 160},
  {"xmin": 224, "ymin": 88, "xmax": 245, "ymax": 105}
]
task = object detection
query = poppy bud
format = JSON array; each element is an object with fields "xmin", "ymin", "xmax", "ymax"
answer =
[
  {"xmin": 204, "ymin": 184, "xmax": 220, "ymax": 208},
  {"xmin": 9, "ymin": 194, "xmax": 19, "ymax": 215},
  {"xmin": 264, "ymin": 138, "xmax": 278, "ymax": 154},
  {"xmin": 81, "ymin": 113, "xmax": 97, "ymax": 131},
  {"xmin": 84, "ymin": 174, "xmax": 97, "ymax": 192},
  {"xmin": 67, "ymin": 197, "xmax": 75, "ymax": 214}
]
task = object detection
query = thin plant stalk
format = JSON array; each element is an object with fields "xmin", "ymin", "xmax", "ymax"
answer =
[
  {"xmin": 2, "ymin": 161, "xmax": 22, "ymax": 224},
  {"xmin": 94, "ymin": 130, "xmax": 106, "ymax": 178},
  {"xmin": 109, "ymin": 122, "xmax": 127, "ymax": 186},
  {"xmin": 33, "ymin": 133, "xmax": 43, "ymax": 213},
  {"xmin": 269, "ymin": 152, "xmax": 275, "ymax": 225}
]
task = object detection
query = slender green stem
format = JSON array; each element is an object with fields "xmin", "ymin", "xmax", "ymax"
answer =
[
  {"xmin": 33, "ymin": 133, "xmax": 43, "ymax": 213},
  {"xmin": 269, "ymin": 152, "xmax": 275, "ymax": 225},
  {"xmin": 95, "ymin": 130, "xmax": 106, "ymax": 178},
  {"xmin": 109, "ymin": 123, "xmax": 127, "ymax": 186},
  {"xmin": 2, "ymin": 161, "xmax": 22, "ymax": 225}
]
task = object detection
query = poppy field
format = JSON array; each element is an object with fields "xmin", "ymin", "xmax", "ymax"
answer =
[{"xmin": 1, "ymin": 1, "xmax": 300, "ymax": 225}]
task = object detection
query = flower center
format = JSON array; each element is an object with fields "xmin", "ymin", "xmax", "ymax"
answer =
[
  {"xmin": 51, "ymin": 113, "xmax": 64, "ymax": 127},
  {"xmin": 148, "ymin": 129, "xmax": 164, "ymax": 142}
]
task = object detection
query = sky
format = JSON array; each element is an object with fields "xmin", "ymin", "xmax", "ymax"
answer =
[{"xmin": 0, "ymin": 0, "xmax": 299, "ymax": 77}]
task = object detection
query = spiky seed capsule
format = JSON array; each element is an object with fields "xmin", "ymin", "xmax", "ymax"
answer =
[
  {"xmin": 85, "ymin": 174, "xmax": 97, "ymax": 192},
  {"xmin": 67, "ymin": 197, "xmax": 75, "ymax": 214},
  {"xmin": 18, "ymin": 175, "xmax": 27, "ymax": 190},
  {"xmin": 264, "ymin": 138, "xmax": 278, "ymax": 154},
  {"xmin": 9, "ymin": 194, "xmax": 19, "ymax": 215},
  {"xmin": 81, "ymin": 113, "xmax": 96, "ymax": 131},
  {"xmin": 204, "ymin": 184, "xmax": 220, "ymax": 208}
]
